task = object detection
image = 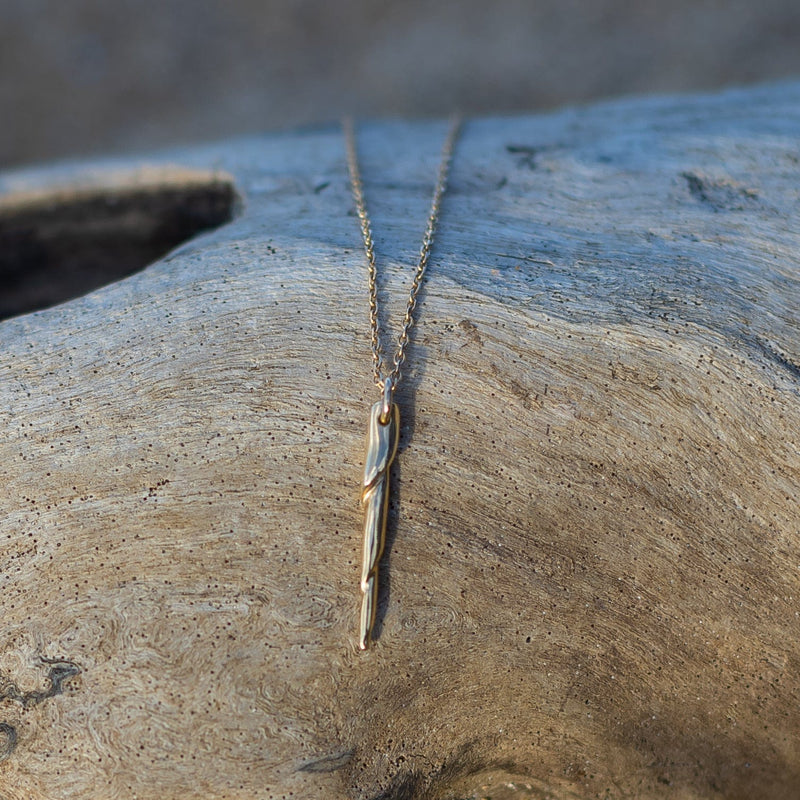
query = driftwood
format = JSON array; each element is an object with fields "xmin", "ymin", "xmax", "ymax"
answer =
[{"xmin": 0, "ymin": 82, "xmax": 799, "ymax": 800}]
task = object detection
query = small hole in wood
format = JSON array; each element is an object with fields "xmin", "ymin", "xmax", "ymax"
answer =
[{"xmin": 0, "ymin": 166, "xmax": 239, "ymax": 321}]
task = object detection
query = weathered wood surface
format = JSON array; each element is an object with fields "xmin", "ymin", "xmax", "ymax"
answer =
[{"xmin": 0, "ymin": 82, "xmax": 799, "ymax": 800}]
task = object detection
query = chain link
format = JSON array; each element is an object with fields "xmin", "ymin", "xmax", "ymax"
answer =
[{"xmin": 343, "ymin": 116, "xmax": 461, "ymax": 396}]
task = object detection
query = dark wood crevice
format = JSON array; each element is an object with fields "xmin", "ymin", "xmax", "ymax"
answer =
[{"xmin": 0, "ymin": 171, "xmax": 238, "ymax": 320}]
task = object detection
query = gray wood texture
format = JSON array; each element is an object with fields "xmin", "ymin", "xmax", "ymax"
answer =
[{"xmin": 0, "ymin": 81, "xmax": 799, "ymax": 799}]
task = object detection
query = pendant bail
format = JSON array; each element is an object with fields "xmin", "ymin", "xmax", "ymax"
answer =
[{"xmin": 380, "ymin": 376, "xmax": 394, "ymax": 424}]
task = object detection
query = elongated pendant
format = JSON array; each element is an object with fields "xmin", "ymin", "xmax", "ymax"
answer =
[{"xmin": 359, "ymin": 399, "xmax": 399, "ymax": 650}]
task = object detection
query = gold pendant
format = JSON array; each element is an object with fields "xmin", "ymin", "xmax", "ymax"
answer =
[{"xmin": 359, "ymin": 398, "xmax": 399, "ymax": 650}]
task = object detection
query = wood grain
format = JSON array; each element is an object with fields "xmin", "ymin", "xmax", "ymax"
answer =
[{"xmin": 0, "ymin": 82, "xmax": 799, "ymax": 799}]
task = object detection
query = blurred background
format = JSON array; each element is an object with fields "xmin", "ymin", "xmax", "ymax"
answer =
[{"xmin": 1, "ymin": 0, "xmax": 800, "ymax": 167}]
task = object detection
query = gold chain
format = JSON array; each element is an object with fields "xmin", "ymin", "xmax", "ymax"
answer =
[{"xmin": 343, "ymin": 116, "xmax": 461, "ymax": 398}]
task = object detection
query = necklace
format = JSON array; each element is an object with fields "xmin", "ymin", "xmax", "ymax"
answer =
[{"xmin": 343, "ymin": 116, "xmax": 461, "ymax": 650}]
